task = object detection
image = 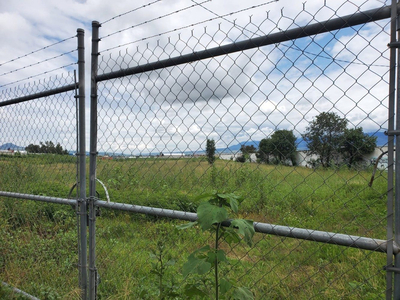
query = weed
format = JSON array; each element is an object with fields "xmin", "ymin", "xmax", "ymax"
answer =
[{"xmin": 178, "ymin": 192, "xmax": 255, "ymax": 299}]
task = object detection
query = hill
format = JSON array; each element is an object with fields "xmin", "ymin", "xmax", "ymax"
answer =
[{"xmin": 0, "ymin": 143, "xmax": 25, "ymax": 151}]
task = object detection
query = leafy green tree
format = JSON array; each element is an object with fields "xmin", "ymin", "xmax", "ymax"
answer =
[
  {"xmin": 236, "ymin": 144, "xmax": 256, "ymax": 163},
  {"xmin": 340, "ymin": 127, "xmax": 377, "ymax": 168},
  {"xmin": 270, "ymin": 130, "xmax": 297, "ymax": 165},
  {"xmin": 256, "ymin": 138, "xmax": 273, "ymax": 164},
  {"xmin": 206, "ymin": 139, "xmax": 216, "ymax": 164},
  {"xmin": 26, "ymin": 141, "xmax": 68, "ymax": 155},
  {"xmin": 257, "ymin": 130, "xmax": 297, "ymax": 165},
  {"xmin": 240, "ymin": 145, "xmax": 256, "ymax": 154},
  {"xmin": 235, "ymin": 154, "xmax": 247, "ymax": 163},
  {"xmin": 25, "ymin": 144, "xmax": 41, "ymax": 153},
  {"xmin": 302, "ymin": 112, "xmax": 348, "ymax": 168}
]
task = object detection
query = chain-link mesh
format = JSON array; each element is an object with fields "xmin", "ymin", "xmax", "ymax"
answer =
[
  {"xmin": 0, "ymin": 1, "xmax": 395, "ymax": 299},
  {"xmin": 0, "ymin": 35, "xmax": 82, "ymax": 298},
  {"xmin": 92, "ymin": 1, "xmax": 391, "ymax": 299}
]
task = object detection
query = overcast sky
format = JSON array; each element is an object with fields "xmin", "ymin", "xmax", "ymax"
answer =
[{"xmin": 0, "ymin": 0, "xmax": 392, "ymax": 154}]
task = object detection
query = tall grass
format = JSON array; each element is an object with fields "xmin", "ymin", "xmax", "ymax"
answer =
[{"xmin": 0, "ymin": 155, "xmax": 388, "ymax": 299}]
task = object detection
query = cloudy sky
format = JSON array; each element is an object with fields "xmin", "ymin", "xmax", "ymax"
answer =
[{"xmin": 0, "ymin": 0, "xmax": 392, "ymax": 154}]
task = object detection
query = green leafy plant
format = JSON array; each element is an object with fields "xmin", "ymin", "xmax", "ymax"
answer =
[
  {"xmin": 148, "ymin": 240, "xmax": 179, "ymax": 299},
  {"xmin": 178, "ymin": 192, "xmax": 255, "ymax": 299}
]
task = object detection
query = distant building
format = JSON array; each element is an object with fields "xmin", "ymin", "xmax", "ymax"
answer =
[
  {"xmin": 0, "ymin": 149, "xmax": 27, "ymax": 155},
  {"xmin": 218, "ymin": 147, "xmax": 390, "ymax": 169}
]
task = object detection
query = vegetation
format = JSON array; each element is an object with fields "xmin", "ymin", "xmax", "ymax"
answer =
[
  {"xmin": 178, "ymin": 192, "xmax": 254, "ymax": 299},
  {"xmin": 340, "ymin": 127, "xmax": 377, "ymax": 168},
  {"xmin": 0, "ymin": 153, "xmax": 388, "ymax": 299},
  {"xmin": 302, "ymin": 112, "xmax": 348, "ymax": 168},
  {"xmin": 206, "ymin": 139, "xmax": 216, "ymax": 165},
  {"xmin": 236, "ymin": 145, "xmax": 256, "ymax": 163},
  {"xmin": 25, "ymin": 141, "xmax": 69, "ymax": 155},
  {"xmin": 302, "ymin": 112, "xmax": 376, "ymax": 168},
  {"xmin": 257, "ymin": 130, "xmax": 297, "ymax": 165}
]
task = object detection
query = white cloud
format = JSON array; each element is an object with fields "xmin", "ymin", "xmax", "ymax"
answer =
[{"xmin": 0, "ymin": 0, "xmax": 391, "ymax": 153}]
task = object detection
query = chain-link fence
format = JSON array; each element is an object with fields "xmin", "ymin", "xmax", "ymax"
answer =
[
  {"xmin": 1, "ymin": 1, "xmax": 400, "ymax": 299},
  {"xmin": 89, "ymin": 1, "xmax": 396, "ymax": 299},
  {"xmin": 0, "ymin": 30, "xmax": 88, "ymax": 299}
]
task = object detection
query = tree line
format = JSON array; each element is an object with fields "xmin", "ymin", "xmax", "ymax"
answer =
[
  {"xmin": 206, "ymin": 112, "xmax": 377, "ymax": 168},
  {"xmin": 25, "ymin": 141, "xmax": 69, "ymax": 155}
]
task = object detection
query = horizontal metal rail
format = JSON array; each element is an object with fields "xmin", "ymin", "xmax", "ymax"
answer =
[
  {"xmin": 96, "ymin": 4, "xmax": 397, "ymax": 82},
  {"xmin": 0, "ymin": 83, "xmax": 77, "ymax": 107},
  {"xmin": 94, "ymin": 199, "xmax": 400, "ymax": 255},
  {"xmin": 1, "ymin": 192, "xmax": 395, "ymax": 254},
  {"xmin": 1, "ymin": 282, "xmax": 40, "ymax": 300},
  {"xmin": 0, "ymin": 191, "xmax": 76, "ymax": 206}
]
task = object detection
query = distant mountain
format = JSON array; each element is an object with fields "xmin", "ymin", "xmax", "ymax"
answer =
[
  {"xmin": 0, "ymin": 143, "xmax": 25, "ymax": 151},
  {"xmin": 372, "ymin": 131, "xmax": 388, "ymax": 147},
  {"xmin": 217, "ymin": 141, "xmax": 260, "ymax": 153}
]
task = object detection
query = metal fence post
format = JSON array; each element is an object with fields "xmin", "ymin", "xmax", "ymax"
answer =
[
  {"xmin": 77, "ymin": 28, "xmax": 87, "ymax": 300},
  {"xmin": 89, "ymin": 21, "xmax": 101, "ymax": 300},
  {"xmin": 394, "ymin": 1, "xmax": 400, "ymax": 298}
]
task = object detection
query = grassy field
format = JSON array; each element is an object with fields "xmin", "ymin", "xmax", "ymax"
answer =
[{"xmin": 0, "ymin": 154, "xmax": 388, "ymax": 299}]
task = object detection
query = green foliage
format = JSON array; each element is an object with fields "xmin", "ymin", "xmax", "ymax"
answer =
[
  {"xmin": 25, "ymin": 141, "xmax": 68, "ymax": 155},
  {"xmin": 0, "ymin": 156, "xmax": 388, "ymax": 299},
  {"xmin": 256, "ymin": 138, "xmax": 273, "ymax": 164},
  {"xmin": 178, "ymin": 192, "xmax": 255, "ymax": 299},
  {"xmin": 0, "ymin": 284, "xmax": 31, "ymax": 299},
  {"xmin": 143, "ymin": 240, "xmax": 180, "ymax": 299},
  {"xmin": 240, "ymin": 145, "xmax": 256, "ymax": 154},
  {"xmin": 235, "ymin": 154, "xmax": 248, "ymax": 163},
  {"xmin": 206, "ymin": 139, "xmax": 216, "ymax": 165},
  {"xmin": 257, "ymin": 130, "xmax": 297, "ymax": 165},
  {"xmin": 340, "ymin": 127, "xmax": 377, "ymax": 168},
  {"xmin": 302, "ymin": 112, "xmax": 348, "ymax": 168}
]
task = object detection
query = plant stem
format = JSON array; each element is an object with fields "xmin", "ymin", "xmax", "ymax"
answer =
[{"xmin": 215, "ymin": 222, "xmax": 221, "ymax": 300}]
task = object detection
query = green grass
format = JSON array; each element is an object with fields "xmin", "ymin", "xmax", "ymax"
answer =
[{"xmin": 0, "ymin": 155, "xmax": 388, "ymax": 299}]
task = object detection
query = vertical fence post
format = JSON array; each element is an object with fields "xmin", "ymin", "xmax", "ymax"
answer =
[
  {"xmin": 77, "ymin": 28, "xmax": 87, "ymax": 300},
  {"xmin": 394, "ymin": 1, "xmax": 400, "ymax": 298},
  {"xmin": 89, "ymin": 21, "xmax": 101, "ymax": 300}
]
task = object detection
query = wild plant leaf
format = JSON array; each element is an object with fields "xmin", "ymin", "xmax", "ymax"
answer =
[
  {"xmin": 183, "ymin": 252, "xmax": 212, "ymax": 276},
  {"xmin": 230, "ymin": 219, "xmax": 255, "ymax": 247},
  {"xmin": 232, "ymin": 287, "xmax": 254, "ymax": 300},
  {"xmin": 195, "ymin": 245, "xmax": 211, "ymax": 253},
  {"xmin": 223, "ymin": 227, "xmax": 241, "ymax": 244},
  {"xmin": 195, "ymin": 192, "xmax": 216, "ymax": 202},
  {"xmin": 165, "ymin": 259, "xmax": 176, "ymax": 266},
  {"xmin": 217, "ymin": 193, "xmax": 242, "ymax": 213},
  {"xmin": 184, "ymin": 284, "xmax": 208, "ymax": 298},
  {"xmin": 207, "ymin": 249, "xmax": 227, "ymax": 264},
  {"xmin": 176, "ymin": 221, "xmax": 197, "ymax": 230},
  {"xmin": 197, "ymin": 201, "xmax": 228, "ymax": 231},
  {"xmin": 220, "ymin": 278, "xmax": 233, "ymax": 294}
]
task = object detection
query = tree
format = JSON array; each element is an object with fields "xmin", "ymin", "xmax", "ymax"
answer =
[
  {"xmin": 257, "ymin": 130, "xmax": 297, "ymax": 165},
  {"xmin": 236, "ymin": 144, "xmax": 257, "ymax": 163},
  {"xmin": 270, "ymin": 130, "xmax": 297, "ymax": 165},
  {"xmin": 240, "ymin": 145, "xmax": 257, "ymax": 154},
  {"xmin": 25, "ymin": 144, "xmax": 41, "ymax": 153},
  {"xmin": 206, "ymin": 139, "xmax": 216, "ymax": 164},
  {"xmin": 256, "ymin": 138, "xmax": 273, "ymax": 164},
  {"xmin": 302, "ymin": 112, "xmax": 348, "ymax": 168},
  {"xmin": 340, "ymin": 127, "xmax": 377, "ymax": 168},
  {"xmin": 25, "ymin": 141, "xmax": 68, "ymax": 155}
]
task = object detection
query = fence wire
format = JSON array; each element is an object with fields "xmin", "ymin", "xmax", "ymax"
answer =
[
  {"xmin": 91, "ymin": 2, "xmax": 392, "ymax": 299},
  {"xmin": 0, "ymin": 30, "xmax": 85, "ymax": 299},
  {"xmin": 0, "ymin": 1, "xmax": 397, "ymax": 299}
]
